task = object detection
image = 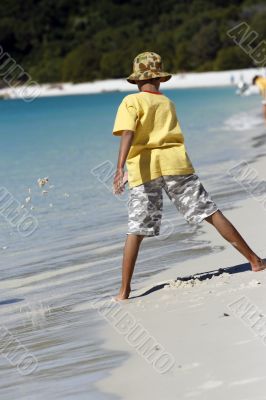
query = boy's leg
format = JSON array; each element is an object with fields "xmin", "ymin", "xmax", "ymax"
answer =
[
  {"xmin": 263, "ymin": 103, "xmax": 266, "ymax": 121},
  {"xmin": 115, "ymin": 234, "xmax": 144, "ymax": 300},
  {"xmin": 163, "ymin": 175, "xmax": 265, "ymax": 272},
  {"xmin": 116, "ymin": 178, "xmax": 163, "ymax": 300},
  {"xmin": 205, "ymin": 210, "xmax": 265, "ymax": 271}
]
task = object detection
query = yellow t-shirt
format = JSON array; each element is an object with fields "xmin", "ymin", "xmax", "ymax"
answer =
[
  {"xmin": 113, "ymin": 91, "xmax": 195, "ymax": 188},
  {"xmin": 256, "ymin": 77, "xmax": 266, "ymax": 99}
]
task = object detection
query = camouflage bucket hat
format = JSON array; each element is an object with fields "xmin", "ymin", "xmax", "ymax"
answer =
[{"xmin": 127, "ymin": 52, "xmax": 172, "ymax": 84}]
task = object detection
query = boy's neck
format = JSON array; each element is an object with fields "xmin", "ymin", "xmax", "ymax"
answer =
[{"xmin": 139, "ymin": 83, "xmax": 161, "ymax": 93}]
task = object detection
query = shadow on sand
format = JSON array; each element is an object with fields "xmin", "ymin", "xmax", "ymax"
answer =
[
  {"xmin": 0, "ymin": 298, "xmax": 24, "ymax": 306},
  {"xmin": 130, "ymin": 260, "xmax": 261, "ymax": 299}
]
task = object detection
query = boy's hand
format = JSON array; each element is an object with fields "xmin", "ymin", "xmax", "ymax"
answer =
[
  {"xmin": 113, "ymin": 168, "xmax": 127, "ymax": 194},
  {"xmin": 113, "ymin": 130, "xmax": 133, "ymax": 194}
]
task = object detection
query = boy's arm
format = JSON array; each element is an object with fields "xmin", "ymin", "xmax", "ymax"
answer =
[{"xmin": 113, "ymin": 130, "xmax": 134, "ymax": 194}]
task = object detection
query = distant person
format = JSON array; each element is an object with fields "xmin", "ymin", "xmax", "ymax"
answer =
[
  {"xmin": 112, "ymin": 52, "xmax": 266, "ymax": 300},
  {"xmin": 237, "ymin": 81, "xmax": 249, "ymax": 95},
  {"xmin": 252, "ymin": 75, "xmax": 266, "ymax": 120}
]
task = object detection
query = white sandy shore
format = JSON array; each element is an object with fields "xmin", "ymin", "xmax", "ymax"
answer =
[
  {"xmin": 0, "ymin": 67, "xmax": 264, "ymax": 99},
  {"xmin": 96, "ymin": 154, "xmax": 266, "ymax": 400}
]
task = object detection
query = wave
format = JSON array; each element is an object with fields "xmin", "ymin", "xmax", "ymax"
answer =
[{"xmin": 223, "ymin": 109, "xmax": 263, "ymax": 132}]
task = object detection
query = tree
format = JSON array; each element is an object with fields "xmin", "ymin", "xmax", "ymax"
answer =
[
  {"xmin": 62, "ymin": 43, "xmax": 101, "ymax": 82},
  {"xmin": 0, "ymin": 0, "xmax": 262, "ymax": 84},
  {"xmin": 214, "ymin": 46, "xmax": 252, "ymax": 70}
]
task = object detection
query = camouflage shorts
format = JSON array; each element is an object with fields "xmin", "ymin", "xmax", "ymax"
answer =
[{"xmin": 127, "ymin": 174, "xmax": 218, "ymax": 236}]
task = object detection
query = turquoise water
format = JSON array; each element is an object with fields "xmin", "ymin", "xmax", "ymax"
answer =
[{"xmin": 0, "ymin": 87, "xmax": 265, "ymax": 399}]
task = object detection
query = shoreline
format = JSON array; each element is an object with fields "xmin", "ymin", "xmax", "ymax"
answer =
[
  {"xmin": 0, "ymin": 67, "xmax": 264, "ymax": 100},
  {"xmin": 95, "ymin": 132, "xmax": 266, "ymax": 399}
]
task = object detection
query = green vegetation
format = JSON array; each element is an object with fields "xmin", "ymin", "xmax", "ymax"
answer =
[{"xmin": 0, "ymin": 0, "xmax": 265, "ymax": 84}]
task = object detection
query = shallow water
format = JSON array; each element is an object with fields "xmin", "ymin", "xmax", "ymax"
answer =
[{"xmin": 0, "ymin": 87, "xmax": 265, "ymax": 399}]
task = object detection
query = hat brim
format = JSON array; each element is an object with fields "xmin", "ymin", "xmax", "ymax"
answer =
[{"xmin": 126, "ymin": 71, "xmax": 172, "ymax": 84}]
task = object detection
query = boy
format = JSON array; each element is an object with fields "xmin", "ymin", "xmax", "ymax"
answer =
[
  {"xmin": 252, "ymin": 75, "xmax": 266, "ymax": 120},
  {"xmin": 113, "ymin": 52, "xmax": 265, "ymax": 301}
]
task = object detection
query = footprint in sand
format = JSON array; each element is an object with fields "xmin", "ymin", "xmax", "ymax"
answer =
[
  {"xmin": 187, "ymin": 303, "xmax": 204, "ymax": 309},
  {"xmin": 184, "ymin": 390, "xmax": 201, "ymax": 398},
  {"xmin": 185, "ymin": 379, "xmax": 223, "ymax": 398},
  {"xmin": 181, "ymin": 362, "xmax": 200, "ymax": 371},
  {"xmin": 198, "ymin": 380, "xmax": 223, "ymax": 390},
  {"xmin": 234, "ymin": 339, "xmax": 254, "ymax": 345},
  {"xmin": 229, "ymin": 376, "xmax": 265, "ymax": 386}
]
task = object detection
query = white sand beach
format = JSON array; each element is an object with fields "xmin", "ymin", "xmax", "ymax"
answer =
[
  {"xmin": 0, "ymin": 67, "xmax": 264, "ymax": 99},
  {"xmin": 96, "ymin": 154, "xmax": 266, "ymax": 400}
]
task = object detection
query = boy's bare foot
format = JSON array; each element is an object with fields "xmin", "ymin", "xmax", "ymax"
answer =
[
  {"xmin": 250, "ymin": 257, "xmax": 266, "ymax": 272},
  {"xmin": 115, "ymin": 287, "xmax": 131, "ymax": 301}
]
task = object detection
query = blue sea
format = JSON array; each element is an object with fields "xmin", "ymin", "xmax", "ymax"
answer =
[{"xmin": 0, "ymin": 87, "xmax": 265, "ymax": 399}]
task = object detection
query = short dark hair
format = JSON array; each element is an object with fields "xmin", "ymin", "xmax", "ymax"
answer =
[{"xmin": 252, "ymin": 75, "xmax": 261, "ymax": 85}]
